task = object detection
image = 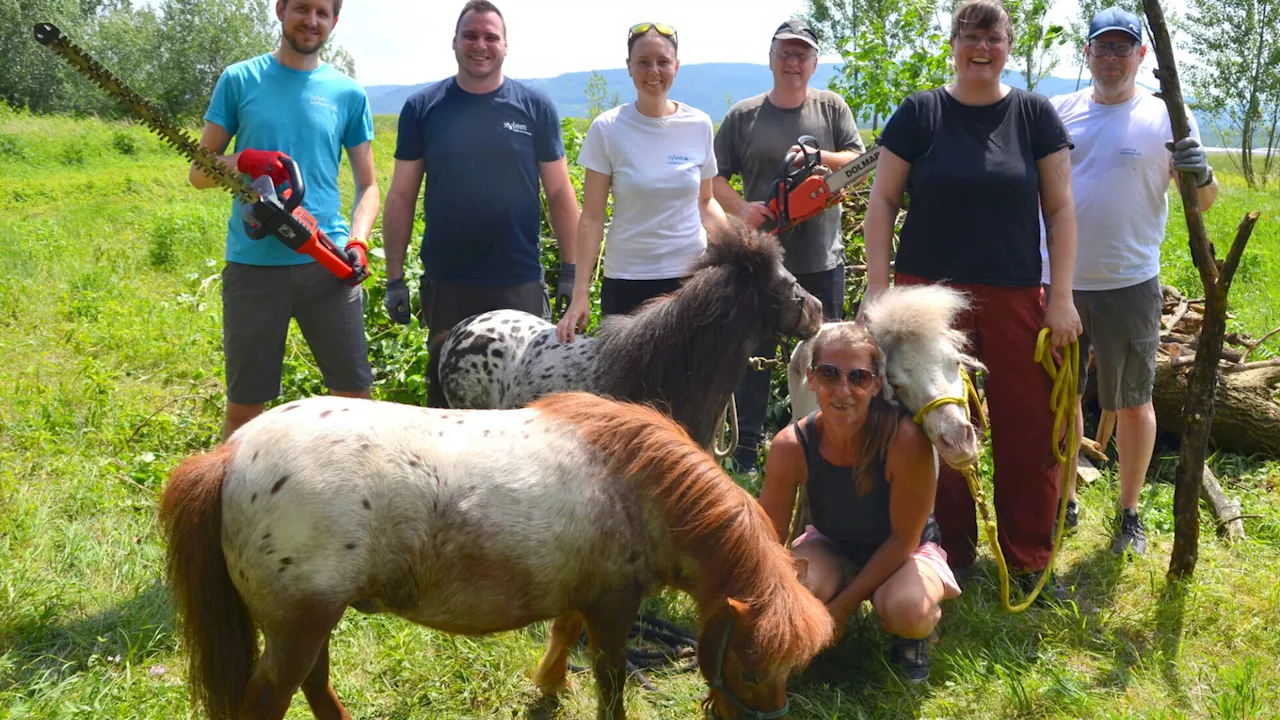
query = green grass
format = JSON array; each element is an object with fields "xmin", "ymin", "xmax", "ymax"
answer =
[{"xmin": 1, "ymin": 104, "xmax": 1279, "ymax": 718}]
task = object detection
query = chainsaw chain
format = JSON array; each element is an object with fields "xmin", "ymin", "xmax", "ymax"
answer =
[{"xmin": 33, "ymin": 23, "xmax": 256, "ymax": 204}]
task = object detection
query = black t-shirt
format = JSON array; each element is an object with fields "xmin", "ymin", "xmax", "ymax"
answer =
[{"xmin": 878, "ymin": 87, "xmax": 1072, "ymax": 286}]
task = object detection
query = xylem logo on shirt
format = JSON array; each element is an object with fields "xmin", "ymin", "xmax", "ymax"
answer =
[
  {"xmin": 503, "ymin": 121, "xmax": 532, "ymax": 136},
  {"xmin": 309, "ymin": 95, "xmax": 338, "ymax": 114}
]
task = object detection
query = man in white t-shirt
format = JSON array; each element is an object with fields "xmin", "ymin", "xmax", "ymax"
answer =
[{"xmin": 1044, "ymin": 6, "xmax": 1219, "ymax": 555}]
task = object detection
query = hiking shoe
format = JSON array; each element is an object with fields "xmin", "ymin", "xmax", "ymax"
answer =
[
  {"xmin": 1065, "ymin": 499, "xmax": 1079, "ymax": 531},
  {"xmin": 1112, "ymin": 508, "xmax": 1147, "ymax": 556},
  {"xmin": 731, "ymin": 444, "xmax": 758, "ymax": 474},
  {"xmin": 887, "ymin": 636, "xmax": 930, "ymax": 684},
  {"xmin": 1013, "ymin": 569, "xmax": 1069, "ymax": 606}
]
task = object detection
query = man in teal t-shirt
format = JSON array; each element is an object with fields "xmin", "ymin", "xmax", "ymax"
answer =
[{"xmin": 189, "ymin": 0, "xmax": 380, "ymax": 440}]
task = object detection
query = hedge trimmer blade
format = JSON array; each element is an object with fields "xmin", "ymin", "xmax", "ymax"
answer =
[{"xmin": 33, "ymin": 22, "xmax": 256, "ymax": 204}]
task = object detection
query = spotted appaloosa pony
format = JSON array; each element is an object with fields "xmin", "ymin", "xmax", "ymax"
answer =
[
  {"xmin": 789, "ymin": 285, "xmax": 985, "ymax": 470},
  {"xmin": 159, "ymin": 392, "xmax": 833, "ymax": 720},
  {"xmin": 436, "ymin": 222, "xmax": 824, "ymax": 449}
]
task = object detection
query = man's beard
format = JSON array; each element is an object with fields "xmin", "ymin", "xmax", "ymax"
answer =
[{"xmin": 284, "ymin": 28, "xmax": 326, "ymax": 56}]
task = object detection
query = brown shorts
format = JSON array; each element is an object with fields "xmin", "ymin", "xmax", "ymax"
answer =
[
  {"xmin": 1047, "ymin": 277, "xmax": 1161, "ymax": 411},
  {"xmin": 221, "ymin": 261, "xmax": 371, "ymax": 405}
]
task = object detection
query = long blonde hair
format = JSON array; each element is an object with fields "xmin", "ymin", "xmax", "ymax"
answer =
[{"xmin": 809, "ymin": 323, "xmax": 903, "ymax": 495}]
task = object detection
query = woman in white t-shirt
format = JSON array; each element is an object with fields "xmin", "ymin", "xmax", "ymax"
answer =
[{"xmin": 556, "ymin": 22, "xmax": 731, "ymax": 343}]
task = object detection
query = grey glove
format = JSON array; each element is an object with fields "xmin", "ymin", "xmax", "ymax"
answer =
[
  {"xmin": 1167, "ymin": 137, "xmax": 1213, "ymax": 187},
  {"xmin": 384, "ymin": 277, "xmax": 411, "ymax": 325}
]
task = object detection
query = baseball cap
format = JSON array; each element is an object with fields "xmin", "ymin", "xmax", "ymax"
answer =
[
  {"xmin": 773, "ymin": 20, "xmax": 819, "ymax": 50},
  {"xmin": 1088, "ymin": 7, "xmax": 1142, "ymax": 42}
]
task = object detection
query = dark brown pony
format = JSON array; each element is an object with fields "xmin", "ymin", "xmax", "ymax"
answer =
[{"xmin": 159, "ymin": 391, "xmax": 833, "ymax": 719}]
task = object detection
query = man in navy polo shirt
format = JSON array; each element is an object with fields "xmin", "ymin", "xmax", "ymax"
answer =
[{"xmin": 381, "ymin": 0, "xmax": 580, "ymax": 407}]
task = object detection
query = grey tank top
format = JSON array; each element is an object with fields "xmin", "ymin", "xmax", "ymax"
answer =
[{"xmin": 795, "ymin": 410, "xmax": 942, "ymax": 567}]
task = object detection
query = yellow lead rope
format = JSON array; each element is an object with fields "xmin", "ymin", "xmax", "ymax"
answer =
[{"xmin": 913, "ymin": 330, "xmax": 1079, "ymax": 613}]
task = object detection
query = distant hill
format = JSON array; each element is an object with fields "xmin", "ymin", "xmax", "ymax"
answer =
[{"xmin": 365, "ymin": 63, "xmax": 1230, "ymax": 147}]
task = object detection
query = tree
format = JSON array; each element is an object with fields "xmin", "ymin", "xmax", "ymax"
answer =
[
  {"xmin": 1003, "ymin": 0, "xmax": 1066, "ymax": 93},
  {"xmin": 826, "ymin": 0, "xmax": 951, "ymax": 131},
  {"xmin": 584, "ymin": 70, "xmax": 620, "ymax": 120},
  {"xmin": 0, "ymin": 0, "xmax": 95, "ymax": 113},
  {"xmin": 1180, "ymin": 0, "xmax": 1280, "ymax": 189},
  {"xmin": 153, "ymin": 0, "xmax": 275, "ymax": 121}
]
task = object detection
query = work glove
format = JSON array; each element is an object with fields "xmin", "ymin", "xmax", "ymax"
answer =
[
  {"xmin": 1167, "ymin": 137, "xmax": 1213, "ymax": 187},
  {"xmin": 384, "ymin": 277, "xmax": 412, "ymax": 325},
  {"xmin": 343, "ymin": 238, "xmax": 369, "ymax": 286},
  {"xmin": 237, "ymin": 148, "xmax": 290, "ymax": 185},
  {"xmin": 556, "ymin": 262, "xmax": 575, "ymax": 315}
]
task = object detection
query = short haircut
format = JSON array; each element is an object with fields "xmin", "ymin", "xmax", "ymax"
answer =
[
  {"xmin": 280, "ymin": 0, "xmax": 344, "ymax": 17},
  {"xmin": 456, "ymin": 0, "xmax": 505, "ymax": 37},
  {"xmin": 951, "ymin": 0, "xmax": 1016, "ymax": 45}
]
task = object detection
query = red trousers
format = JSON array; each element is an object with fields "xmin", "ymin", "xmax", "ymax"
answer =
[{"xmin": 896, "ymin": 272, "xmax": 1060, "ymax": 572}]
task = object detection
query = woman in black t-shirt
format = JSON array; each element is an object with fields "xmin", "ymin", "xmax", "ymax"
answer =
[
  {"xmin": 759, "ymin": 323, "xmax": 962, "ymax": 684},
  {"xmin": 861, "ymin": 0, "xmax": 1082, "ymax": 599}
]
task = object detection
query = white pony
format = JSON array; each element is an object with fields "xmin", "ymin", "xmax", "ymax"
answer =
[{"xmin": 788, "ymin": 285, "xmax": 984, "ymax": 469}]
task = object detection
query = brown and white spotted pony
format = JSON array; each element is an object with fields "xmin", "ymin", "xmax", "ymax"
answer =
[
  {"xmin": 159, "ymin": 392, "xmax": 834, "ymax": 720},
  {"xmin": 788, "ymin": 285, "xmax": 985, "ymax": 469},
  {"xmin": 436, "ymin": 221, "xmax": 824, "ymax": 449}
]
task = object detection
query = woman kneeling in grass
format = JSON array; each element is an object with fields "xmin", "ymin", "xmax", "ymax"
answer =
[{"xmin": 758, "ymin": 322, "xmax": 961, "ymax": 683}]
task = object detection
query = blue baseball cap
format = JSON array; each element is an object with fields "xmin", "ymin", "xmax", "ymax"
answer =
[{"xmin": 1089, "ymin": 7, "xmax": 1142, "ymax": 42}]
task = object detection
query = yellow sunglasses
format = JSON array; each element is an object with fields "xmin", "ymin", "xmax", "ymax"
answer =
[{"xmin": 629, "ymin": 23, "xmax": 677, "ymax": 43}]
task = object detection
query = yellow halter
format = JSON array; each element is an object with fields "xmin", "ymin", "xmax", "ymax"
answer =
[{"xmin": 911, "ymin": 331, "xmax": 1079, "ymax": 613}]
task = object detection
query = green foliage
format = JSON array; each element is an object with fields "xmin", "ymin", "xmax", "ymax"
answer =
[
  {"xmin": 584, "ymin": 69, "xmax": 622, "ymax": 120},
  {"xmin": 1003, "ymin": 0, "xmax": 1067, "ymax": 93},
  {"xmin": 826, "ymin": 0, "xmax": 951, "ymax": 132},
  {"xmin": 1180, "ymin": 0, "xmax": 1280, "ymax": 188}
]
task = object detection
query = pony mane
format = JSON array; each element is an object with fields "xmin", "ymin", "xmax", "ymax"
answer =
[
  {"xmin": 531, "ymin": 391, "xmax": 833, "ymax": 667},
  {"xmin": 862, "ymin": 285, "xmax": 973, "ymax": 357},
  {"xmin": 589, "ymin": 222, "xmax": 788, "ymax": 445}
]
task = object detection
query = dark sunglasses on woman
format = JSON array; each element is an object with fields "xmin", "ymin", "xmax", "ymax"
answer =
[{"xmin": 811, "ymin": 364, "xmax": 878, "ymax": 389}]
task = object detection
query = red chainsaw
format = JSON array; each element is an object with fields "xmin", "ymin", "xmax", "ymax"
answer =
[
  {"xmin": 766, "ymin": 135, "xmax": 882, "ymax": 233},
  {"xmin": 32, "ymin": 22, "xmax": 367, "ymax": 286}
]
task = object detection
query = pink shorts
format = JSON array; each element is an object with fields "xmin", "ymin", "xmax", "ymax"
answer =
[{"xmin": 794, "ymin": 525, "xmax": 963, "ymax": 600}]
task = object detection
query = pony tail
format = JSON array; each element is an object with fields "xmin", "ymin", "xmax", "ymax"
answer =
[
  {"xmin": 853, "ymin": 395, "xmax": 902, "ymax": 495},
  {"xmin": 158, "ymin": 443, "xmax": 257, "ymax": 720}
]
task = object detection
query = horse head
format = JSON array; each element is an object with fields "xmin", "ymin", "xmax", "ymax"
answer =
[
  {"xmin": 696, "ymin": 592, "xmax": 831, "ymax": 720},
  {"xmin": 862, "ymin": 285, "xmax": 985, "ymax": 470},
  {"xmin": 692, "ymin": 220, "xmax": 824, "ymax": 341}
]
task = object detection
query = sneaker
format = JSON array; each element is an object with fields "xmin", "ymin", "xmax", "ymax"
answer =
[
  {"xmin": 730, "ymin": 444, "xmax": 758, "ymax": 474},
  {"xmin": 1013, "ymin": 569, "xmax": 1069, "ymax": 605},
  {"xmin": 1112, "ymin": 508, "xmax": 1147, "ymax": 556},
  {"xmin": 1065, "ymin": 499, "xmax": 1079, "ymax": 531},
  {"xmin": 888, "ymin": 636, "xmax": 930, "ymax": 684}
]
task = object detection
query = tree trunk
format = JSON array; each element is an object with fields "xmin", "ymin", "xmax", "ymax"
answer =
[{"xmin": 1153, "ymin": 357, "xmax": 1280, "ymax": 456}]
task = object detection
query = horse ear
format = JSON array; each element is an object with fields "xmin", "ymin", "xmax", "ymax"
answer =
[
  {"xmin": 727, "ymin": 597, "xmax": 752, "ymax": 623},
  {"xmin": 794, "ymin": 556, "xmax": 810, "ymax": 583}
]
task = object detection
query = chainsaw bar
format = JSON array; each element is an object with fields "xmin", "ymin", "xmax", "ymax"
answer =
[
  {"xmin": 823, "ymin": 144, "xmax": 882, "ymax": 195},
  {"xmin": 33, "ymin": 22, "xmax": 256, "ymax": 204}
]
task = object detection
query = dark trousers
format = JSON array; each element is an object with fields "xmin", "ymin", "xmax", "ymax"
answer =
[
  {"xmin": 896, "ymin": 271, "xmax": 1060, "ymax": 572},
  {"xmin": 600, "ymin": 276, "xmax": 685, "ymax": 317},
  {"xmin": 422, "ymin": 276, "xmax": 550, "ymax": 408},
  {"xmin": 733, "ymin": 263, "xmax": 845, "ymax": 454}
]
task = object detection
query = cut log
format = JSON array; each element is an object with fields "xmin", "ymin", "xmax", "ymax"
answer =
[
  {"xmin": 1199, "ymin": 464, "xmax": 1245, "ymax": 542},
  {"xmin": 1153, "ymin": 341, "xmax": 1280, "ymax": 457}
]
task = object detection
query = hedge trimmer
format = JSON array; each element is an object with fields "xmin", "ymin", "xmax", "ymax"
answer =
[
  {"xmin": 766, "ymin": 135, "xmax": 881, "ymax": 233},
  {"xmin": 32, "ymin": 22, "xmax": 368, "ymax": 285}
]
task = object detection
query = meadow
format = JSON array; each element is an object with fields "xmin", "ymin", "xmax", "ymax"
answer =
[{"xmin": 1, "ymin": 105, "xmax": 1279, "ymax": 719}]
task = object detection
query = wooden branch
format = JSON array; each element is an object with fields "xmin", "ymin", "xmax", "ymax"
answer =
[
  {"xmin": 1242, "ymin": 324, "xmax": 1280, "ymax": 363},
  {"xmin": 1218, "ymin": 212, "xmax": 1261, "ymax": 292},
  {"xmin": 1164, "ymin": 296, "xmax": 1190, "ymax": 331},
  {"xmin": 1225, "ymin": 358, "xmax": 1280, "ymax": 374},
  {"xmin": 1200, "ymin": 465, "xmax": 1245, "ymax": 542}
]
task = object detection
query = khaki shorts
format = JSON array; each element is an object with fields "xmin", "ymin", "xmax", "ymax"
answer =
[
  {"xmin": 1047, "ymin": 277, "xmax": 1162, "ymax": 411},
  {"xmin": 221, "ymin": 261, "xmax": 371, "ymax": 404}
]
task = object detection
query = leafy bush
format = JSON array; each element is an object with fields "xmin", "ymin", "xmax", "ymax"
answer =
[{"xmin": 111, "ymin": 130, "xmax": 139, "ymax": 156}]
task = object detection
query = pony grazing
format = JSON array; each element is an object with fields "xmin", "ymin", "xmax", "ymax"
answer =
[
  {"xmin": 159, "ymin": 392, "xmax": 834, "ymax": 720},
  {"xmin": 788, "ymin": 285, "xmax": 984, "ymax": 469},
  {"xmin": 436, "ymin": 222, "xmax": 824, "ymax": 449}
]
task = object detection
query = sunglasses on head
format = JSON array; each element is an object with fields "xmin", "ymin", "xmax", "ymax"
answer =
[
  {"xmin": 811, "ymin": 364, "xmax": 878, "ymax": 389},
  {"xmin": 629, "ymin": 22, "xmax": 677, "ymax": 43}
]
